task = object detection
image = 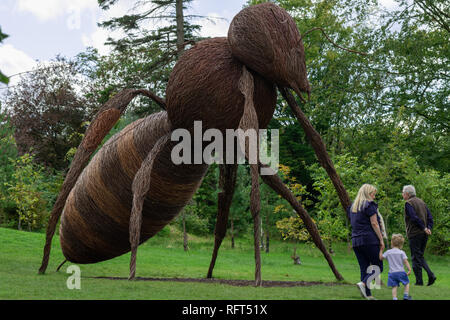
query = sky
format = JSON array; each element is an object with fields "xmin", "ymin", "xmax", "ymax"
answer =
[
  {"xmin": 0, "ymin": 0, "xmax": 398, "ymax": 88},
  {"xmin": 0, "ymin": 0, "xmax": 248, "ymax": 87}
]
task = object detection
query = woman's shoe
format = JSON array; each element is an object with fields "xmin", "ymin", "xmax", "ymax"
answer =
[{"xmin": 356, "ymin": 282, "xmax": 367, "ymax": 299}]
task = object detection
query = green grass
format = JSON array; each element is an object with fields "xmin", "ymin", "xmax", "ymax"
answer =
[{"xmin": 0, "ymin": 227, "xmax": 449, "ymax": 300}]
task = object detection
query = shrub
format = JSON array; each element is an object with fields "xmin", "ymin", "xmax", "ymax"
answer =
[
  {"xmin": 0, "ymin": 110, "xmax": 18, "ymax": 225},
  {"xmin": 308, "ymin": 151, "xmax": 449, "ymax": 255},
  {"xmin": 2, "ymin": 153, "xmax": 63, "ymax": 231},
  {"xmin": 3, "ymin": 154, "xmax": 47, "ymax": 230},
  {"xmin": 176, "ymin": 204, "xmax": 210, "ymax": 236}
]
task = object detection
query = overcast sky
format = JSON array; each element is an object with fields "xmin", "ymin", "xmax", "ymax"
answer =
[
  {"xmin": 0, "ymin": 0, "xmax": 398, "ymax": 88},
  {"xmin": 0, "ymin": 0, "xmax": 248, "ymax": 86}
]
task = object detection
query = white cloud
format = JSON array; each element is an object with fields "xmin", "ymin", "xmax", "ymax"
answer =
[
  {"xmin": 16, "ymin": 0, "xmax": 97, "ymax": 21},
  {"xmin": 197, "ymin": 13, "xmax": 231, "ymax": 38},
  {"xmin": 81, "ymin": 0, "xmax": 173, "ymax": 55},
  {"xmin": 188, "ymin": 0, "xmax": 243, "ymax": 38},
  {"xmin": 0, "ymin": 44, "xmax": 37, "ymax": 85},
  {"xmin": 81, "ymin": 0, "xmax": 137, "ymax": 55},
  {"xmin": 82, "ymin": 28, "xmax": 124, "ymax": 56},
  {"xmin": 379, "ymin": 0, "xmax": 399, "ymax": 9}
]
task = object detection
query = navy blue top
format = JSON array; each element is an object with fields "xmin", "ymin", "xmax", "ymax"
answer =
[
  {"xmin": 405, "ymin": 202, "xmax": 433, "ymax": 230},
  {"xmin": 347, "ymin": 201, "xmax": 381, "ymax": 247}
]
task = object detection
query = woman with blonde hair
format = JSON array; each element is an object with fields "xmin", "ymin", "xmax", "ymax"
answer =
[{"xmin": 347, "ymin": 184, "xmax": 385, "ymax": 300}]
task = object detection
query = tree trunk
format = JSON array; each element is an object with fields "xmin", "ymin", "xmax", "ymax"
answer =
[
  {"xmin": 230, "ymin": 217, "xmax": 235, "ymax": 249},
  {"xmin": 182, "ymin": 211, "xmax": 188, "ymax": 251},
  {"xmin": 265, "ymin": 209, "xmax": 270, "ymax": 253},
  {"xmin": 176, "ymin": 0, "xmax": 185, "ymax": 56},
  {"xmin": 260, "ymin": 219, "xmax": 265, "ymax": 251},
  {"xmin": 292, "ymin": 246, "xmax": 301, "ymax": 265}
]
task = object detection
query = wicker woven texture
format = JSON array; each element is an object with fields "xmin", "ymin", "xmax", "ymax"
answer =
[
  {"xmin": 166, "ymin": 37, "xmax": 276, "ymax": 134},
  {"xmin": 59, "ymin": 37, "xmax": 277, "ymax": 265},
  {"xmin": 228, "ymin": 2, "xmax": 311, "ymax": 97},
  {"xmin": 36, "ymin": 3, "xmax": 350, "ymax": 283},
  {"xmin": 59, "ymin": 112, "xmax": 208, "ymax": 263}
]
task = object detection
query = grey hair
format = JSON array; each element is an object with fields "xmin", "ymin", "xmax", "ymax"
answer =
[{"xmin": 403, "ymin": 185, "xmax": 416, "ymax": 197}]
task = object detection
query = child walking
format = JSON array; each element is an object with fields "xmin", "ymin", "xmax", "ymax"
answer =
[{"xmin": 380, "ymin": 234, "xmax": 413, "ymax": 300}]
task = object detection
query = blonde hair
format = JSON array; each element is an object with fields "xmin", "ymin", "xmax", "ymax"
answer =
[
  {"xmin": 351, "ymin": 184, "xmax": 377, "ymax": 213},
  {"xmin": 391, "ymin": 234, "xmax": 405, "ymax": 248}
]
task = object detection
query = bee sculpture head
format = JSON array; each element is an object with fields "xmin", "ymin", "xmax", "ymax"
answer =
[{"xmin": 228, "ymin": 2, "xmax": 311, "ymax": 102}]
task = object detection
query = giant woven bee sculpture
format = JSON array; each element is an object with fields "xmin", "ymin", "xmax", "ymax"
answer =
[{"xmin": 38, "ymin": 3, "xmax": 352, "ymax": 286}]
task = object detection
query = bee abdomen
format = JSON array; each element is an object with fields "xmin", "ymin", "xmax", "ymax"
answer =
[{"xmin": 60, "ymin": 112, "xmax": 208, "ymax": 263}]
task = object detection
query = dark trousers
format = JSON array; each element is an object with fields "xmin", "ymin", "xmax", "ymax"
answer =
[
  {"xmin": 353, "ymin": 245, "xmax": 383, "ymax": 297},
  {"xmin": 409, "ymin": 233, "xmax": 434, "ymax": 284}
]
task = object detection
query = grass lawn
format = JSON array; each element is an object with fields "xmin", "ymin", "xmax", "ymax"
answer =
[{"xmin": 0, "ymin": 227, "xmax": 449, "ymax": 300}]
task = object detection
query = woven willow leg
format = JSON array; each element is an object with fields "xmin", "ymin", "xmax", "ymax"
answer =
[
  {"xmin": 128, "ymin": 133, "xmax": 171, "ymax": 280},
  {"xmin": 278, "ymin": 86, "xmax": 351, "ymax": 212},
  {"xmin": 206, "ymin": 163, "xmax": 238, "ymax": 279},
  {"xmin": 259, "ymin": 164, "xmax": 344, "ymax": 281},
  {"xmin": 238, "ymin": 66, "xmax": 262, "ymax": 286},
  {"xmin": 39, "ymin": 89, "xmax": 165, "ymax": 274},
  {"xmin": 249, "ymin": 163, "xmax": 262, "ymax": 287}
]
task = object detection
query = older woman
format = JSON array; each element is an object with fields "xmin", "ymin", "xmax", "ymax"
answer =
[{"xmin": 347, "ymin": 184, "xmax": 385, "ymax": 300}]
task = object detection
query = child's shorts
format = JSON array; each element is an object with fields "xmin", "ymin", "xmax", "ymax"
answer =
[{"xmin": 387, "ymin": 272, "xmax": 410, "ymax": 287}]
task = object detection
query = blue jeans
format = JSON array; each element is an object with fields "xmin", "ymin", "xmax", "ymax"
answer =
[{"xmin": 353, "ymin": 245, "xmax": 383, "ymax": 297}]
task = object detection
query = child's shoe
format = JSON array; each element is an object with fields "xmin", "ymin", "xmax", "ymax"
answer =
[{"xmin": 403, "ymin": 294, "xmax": 413, "ymax": 300}]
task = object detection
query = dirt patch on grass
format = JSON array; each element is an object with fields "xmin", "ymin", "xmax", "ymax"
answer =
[{"xmin": 92, "ymin": 276, "xmax": 349, "ymax": 288}]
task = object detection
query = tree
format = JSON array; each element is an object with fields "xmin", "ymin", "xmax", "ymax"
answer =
[
  {"xmin": 0, "ymin": 108, "xmax": 17, "ymax": 189},
  {"xmin": 0, "ymin": 108, "xmax": 18, "ymax": 224},
  {"xmin": 246, "ymin": 0, "xmax": 448, "ymax": 175},
  {"xmin": 308, "ymin": 147, "xmax": 449, "ymax": 255},
  {"xmin": 78, "ymin": 45, "xmax": 170, "ymax": 117},
  {"xmin": 1, "ymin": 152, "xmax": 63, "ymax": 231},
  {"xmin": 4, "ymin": 154, "xmax": 48, "ymax": 231},
  {"xmin": 191, "ymin": 163, "xmax": 219, "ymax": 233},
  {"xmin": 276, "ymin": 216, "xmax": 310, "ymax": 264},
  {"xmin": 98, "ymin": 0, "xmax": 202, "ymax": 66},
  {"xmin": 272, "ymin": 164, "xmax": 315, "ymax": 257},
  {"xmin": 228, "ymin": 165, "xmax": 254, "ymax": 246},
  {"xmin": 371, "ymin": 0, "xmax": 450, "ymax": 172},
  {"xmin": 406, "ymin": 0, "xmax": 449, "ymax": 33},
  {"xmin": 0, "ymin": 27, "xmax": 9, "ymax": 84},
  {"xmin": 3, "ymin": 57, "xmax": 94, "ymax": 170},
  {"xmin": 85, "ymin": 1, "xmax": 209, "ymax": 117}
]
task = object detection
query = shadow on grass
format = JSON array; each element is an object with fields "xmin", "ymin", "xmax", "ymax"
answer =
[{"xmin": 91, "ymin": 276, "xmax": 352, "ymax": 288}]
